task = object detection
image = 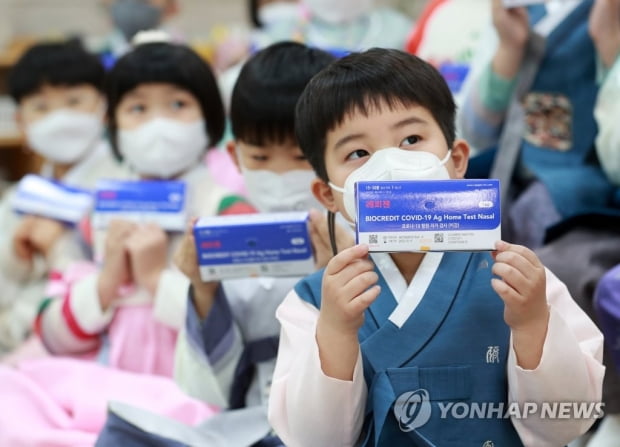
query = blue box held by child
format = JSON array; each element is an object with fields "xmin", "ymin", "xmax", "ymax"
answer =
[
  {"xmin": 194, "ymin": 211, "xmax": 315, "ymax": 280},
  {"xmin": 356, "ymin": 179, "xmax": 501, "ymax": 252},
  {"xmin": 92, "ymin": 179, "xmax": 188, "ymax": 232},
  {"xmin": 12, "ymin": 174, "xmax": 94, "ymax": 225}
]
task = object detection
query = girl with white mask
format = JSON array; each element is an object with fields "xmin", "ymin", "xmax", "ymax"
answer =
[
  {"xmin": 0, "ymin": 38, "xmax": 258, "ymax": 447},
  {"xmin": 0, "ymin": 40, "xmax": 125, "ymax": 355},
  {"xmin": 34, "ymin": 36, "xmax": 251, "ymax": 367}
]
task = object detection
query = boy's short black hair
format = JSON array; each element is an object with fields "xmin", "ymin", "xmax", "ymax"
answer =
[
  {"xmin": 296, "ymin": 48, "xmax": 457, "ymax": 182},
  {"xmin": 105, "ymin": 42, "xmax": 225, "ymax": 158},
  {"xmin": 8, "ymin": 39, "xmax": 104, "ymax": 103},
  {"xmin": 231, "ymin": 41, "xmax": 335, "ymax": 147}
]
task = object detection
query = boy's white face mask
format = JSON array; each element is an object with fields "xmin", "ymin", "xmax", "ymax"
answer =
[
  {"xmin": 119, "ymin": 118, "xmax": 208, "ymax": 179},
  {"xmin": 26, "ymin": 109, "xmax": 103, "ymax": 164},
  {"xmin": 329, "ymin": 147, "xmax": 452, "ymax": 221},
  {"xmin": 241, "ymin": 167, "xmax": 321, "ymax": 213},
  {"xmin": 305, "ymin": 0, "xmax": 373, "ymax": 23},
  {"xmin": 258, "ymin": 2, "xmax": 300, "ymax": 27}
]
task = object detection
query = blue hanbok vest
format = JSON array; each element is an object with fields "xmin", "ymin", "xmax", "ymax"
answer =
[
  {"xmin": 296, "ymin": 252, "xmax": 524, "ymax": 446},
  {"xmin": 468, "ymin": 1, "xmax": 617, "ymax": 219},
  {"xmin": 521, "ymin": 0, "xmax": 614, "ymax": 218}
]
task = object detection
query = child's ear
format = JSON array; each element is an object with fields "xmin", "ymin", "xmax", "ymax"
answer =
[
  {"xmin": 450, "ymin": 138, "xmax": 470, "ymax": 179},
  {"xmin": 225, "ymin": 141, "xmax": 242, "ymax": 173},
  {"xmin": 311, "ymin": 178, "xmax": 338, "ymax": 213}
]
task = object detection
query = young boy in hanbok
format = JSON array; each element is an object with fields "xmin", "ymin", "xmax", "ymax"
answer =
[{"xmin": 268, "ymin": 48, "xmax": 604, "ymax": 447}]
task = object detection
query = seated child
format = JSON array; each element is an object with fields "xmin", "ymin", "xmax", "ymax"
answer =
[
  {"xmin": 0, "ymin": 37, "xmax": 245, "ymax": 446},
  {"xmin": 302, "ymin": 0, "xmax": 411, "ymax": 53},
  {"xmin": 0, "ymin": 39, "xmax": 124, "ymax": 355},
  {"xmin": 94, "ymin": 41, "xmax": 345, "ymax": 447},
  {"xmin": 268, "ymin": 48, "xmax": 604, "ymax": 447},
  {"xmin": 35, "ymin": 36, "xmax": 248, "ymax": 374}
]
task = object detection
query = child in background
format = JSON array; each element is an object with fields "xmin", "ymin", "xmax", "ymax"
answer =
[
  {"xmin": 35, "ymin": 36, "xmax": 250, "ymax": 375},
  {"xmin": 0, "ymin": 37, "xmax": 245, "ymax": 446},
  {"xmin": 249, "ymin": 0, "xmax": 304, "ymax": 50},
  {"xmin": 459, "ymin": 0, "xmax": 611, "ymax": 248},
  {"xmin": 579, "ymin": 2, "xmax": 620, "ymax": 444},
  {"xmin": 99, "ymin": 0, "xmax": 182, "ymax": 58},
  {"xmin": 174, "ymin": 41, "xmax": 335, "ymax": 407},
  {"xmin": 302, "ymin": 0, "xmax": 411, "ymax": 53},
  {"xmin": 94, "ymin": 41, "xmax": 351, "ymax": 447},
  {"xmin": 268, "ymin": 48, "xmax": 604, "ymax": 446},
  {"xmin": 216, "ymin": 0, "xmax": 411, "ymax": 114},
  {"xmin": 0, "ymin": 40, "xmax": 124, "ymax": 356},
  {"xmin": 460, "ymin": 2, "xmax": 620, "ymax": 444}
]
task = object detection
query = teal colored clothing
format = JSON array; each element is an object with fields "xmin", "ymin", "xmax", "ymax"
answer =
[{"xmin": 296, "ymin": 252, "xmax": 523, "ymax": 446}]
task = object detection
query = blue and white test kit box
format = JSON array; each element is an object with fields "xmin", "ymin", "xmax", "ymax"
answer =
[
  {"xmin": 194, "ymin": 211, "xmax": 315, "ymax": 280},
  {"xmin": 12, "ymin": 174, "xmax": 93, "ymax": 225},
  {"xmin": 92, "ymin": 179, "xmax": 188, "ymax": 232},
  {"xmin": 356, "ymin": 179, "xmax": 501, "ymax": 252}
]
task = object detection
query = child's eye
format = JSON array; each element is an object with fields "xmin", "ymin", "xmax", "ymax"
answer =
[
  {"xmin": 346, "ymin": 149, "xmax": 370, "ymax": 161},
  {"xmin": 129, "ymin": 104, "xmax": 146, "ymax": 114},
  {"xmin": 294, "ymin": 154, "xmax": 307, "ymax": 161},
  {"xmin": 171, "ymin": 100, "xmax": 186, "ymax": 110},
  {"xmin": 67, "ymin": 97, "xmax": 82, "ymax": 107},
  {"xmin": 251, "ymin": 154, "xmax": 269, "ymax": 162},
  {"xmin": 400, "ymin": 135, "xmax": 421, "ymax": 146},
  {"xmin": 34, "ymin": 103, "xmax": 48, "ymax": 113}
]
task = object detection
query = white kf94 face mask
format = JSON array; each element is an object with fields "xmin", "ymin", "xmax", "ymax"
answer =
[
  {"xmin": 26, "ymin": 109, "xmax": 103, "ymax": 164},
  {"xmin": 118, "ymin": 118, "xmax": 208, "ymax": 179},
  {"xmin": 305, "ymin": 0, "xmax": 374, "ymax": 23},
  {"xmin": 329, "ymin": 147, "xmax": 452, "ymax": 221},
  {"xmin": 258, "ymin": 2, "xmax": 300, "ymax": 27},
  {"xmin": 240, "ymin": 166, "xmax": 322, "ymax": 213}
]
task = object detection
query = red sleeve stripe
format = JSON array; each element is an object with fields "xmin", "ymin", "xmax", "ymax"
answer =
[{"xmin": 61, "ymin": 294, "xmax": 100, "ymax": 341}]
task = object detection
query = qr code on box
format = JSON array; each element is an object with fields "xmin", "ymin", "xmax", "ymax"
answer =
[
  {"xmin": 434, "ymin": 233, "xmax": 444, "ymax": 243},
  {"xmin": 369, "ymin": 234, "xmax": 378, "ymax": 244}
]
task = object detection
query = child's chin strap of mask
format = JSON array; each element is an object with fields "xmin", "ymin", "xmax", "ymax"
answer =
[{"xmin": 328, "ymin": 210, "xmax": 338, "ymax": 257}]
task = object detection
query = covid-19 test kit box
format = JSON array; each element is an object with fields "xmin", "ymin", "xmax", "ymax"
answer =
[
  {"xmin": 92, "ymin": 179, "xmax": 188, "ymax": 231},
  {"xmin": 194, "ymin": 211, "xmax": 315, "ymax": 280},
  {"xmin": 356, "ymin": 179, "xmax": 501, "ymax": 252},
  {"xmin": 12, "ymin": 174, "xmax": 93, "ymax": 225}
]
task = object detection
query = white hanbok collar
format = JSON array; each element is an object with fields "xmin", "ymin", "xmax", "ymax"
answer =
[{"xmin": 370, "ymin": 251, "xmax": 444, "ymax": 329}]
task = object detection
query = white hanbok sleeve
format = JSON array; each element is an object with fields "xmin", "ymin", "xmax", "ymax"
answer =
[
  {"xmin": 507, "ymin": 268, "xmax": 605, "ymax": 447},
  {"xmin": 268, "ymin": 291, "xmax": 367, "ymax": 447}
]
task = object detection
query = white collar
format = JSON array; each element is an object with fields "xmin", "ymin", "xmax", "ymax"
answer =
[{"xmin": 371, "ymin": 251, "xmax": 444, "ymax": 328}]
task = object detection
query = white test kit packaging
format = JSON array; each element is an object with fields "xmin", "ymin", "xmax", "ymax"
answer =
[
  {"xmin": 12, "ymin": 174, "xmax": 93, "ymax": 225},
  {"xmin": 356, "ymin": 179, "xmax": 501, "ymax": 252},
  {"xmin": 92, "ymin": 179, "xmax": 188, "ymax": 232},
  {"xmin": 194, "ymin": 211, "xmax": 315, "ymax": 281}
]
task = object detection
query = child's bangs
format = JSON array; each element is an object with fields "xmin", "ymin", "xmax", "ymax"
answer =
[
  {"xmin": 232, "ymin": 96, "xmax": 297, "ymax": 147},
  {"xmin": 322, "ymin": 78, "xmax": 421, "ymax": 134},
  {"xmin": 111, "ymin": 58, "xmax": 196, "ymax": 100}
]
